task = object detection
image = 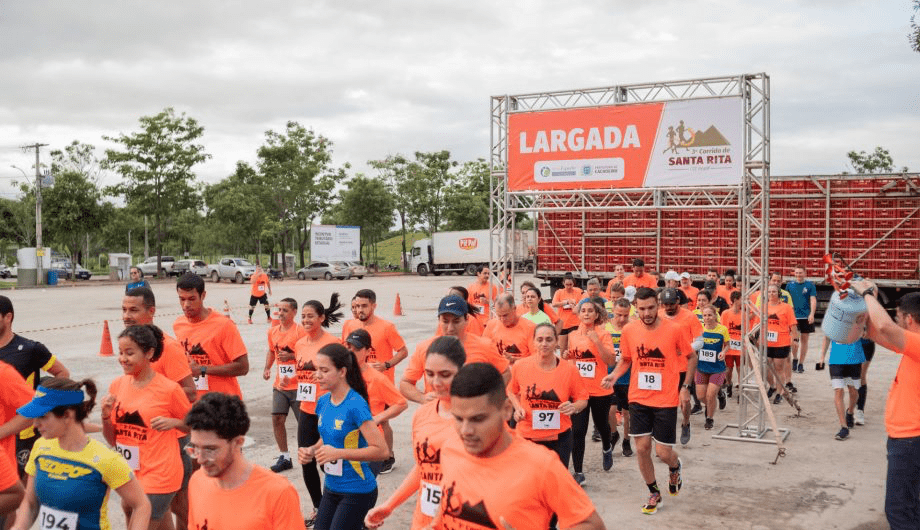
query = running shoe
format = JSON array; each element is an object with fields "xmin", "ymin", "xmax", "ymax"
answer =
[
  {"xmin": 705, "ymin": 418, "xmax": 714, "ymax": 430},
  {"xmin": 680, "ymin": 423, "xmax": 691, "ymax": 445},
  {"xmin": 846, "ymin": 412, "xmax": 854, "ymax": 429},
  {"xmin": 641, "ymin": 491, "xmax": 662, "ymax": 514},
  {"xmin": 609, "ymin": 430, "xmax": 621, "ymax": 451},
  {"xmin": 379, "ymin": 455, "xmax": 396, "ymax": 474},
  {"xmin": 622, "ymin": 439, "xmax": 633, "ymax": 457},
  {"xmin": 767, "ymin": 387, "xmax": 776, "ymax": 398},
  {"xmin": 668, "ymin": 458, "xmax": 683, "ymax": 496},
  {"xmin": 690, "ymin": 402, "xmax": 703, "ymax": 415},
  {"xmin": 772, "ymin": 393, "xmax": 782, "ymax": 405},
  {"xmin": 603, "ymin": 448, "xmax": 614, "ymax": 471},
  {"xmin": 835, "ymin": 427, "xmax": 850, "ymax": 441},
  {"xmin": 304, "ymin": 510, "xmax": 318, "ymax": 529},
  {"xmin": 792, "ymin": 359, "xmax": 799, "ymax": 372},
  {"xmin": 855, "ymin": 409, "xmax": 866, "ymax": 425},
  {"xmin": 726, "ymin": 384, "xmax": 733, "ymax": 398},
  {"xmin": 270, "ymin": 455, "xmax": 293, "ymax": 473},
  {"xmin": 785, "ymin": 382, "xmax": 797, "ymax": 394},
  {"xmin": 591, "ymin": 426, "xmax": 601, "ymax": 442},
  {"xmin": 797, "ymin": 364, "xmax": 805, "ymax": 374},
  {"xmin": 718, "ymin": 389, "xmax": 727, "ymax": 410},
  {"xmin": 573, "ymin": 472, "xmax": 586, "ymax": 487},
  {"xmin": 247, "ymin": 318, "xmax": 253, "ymax": 324}
]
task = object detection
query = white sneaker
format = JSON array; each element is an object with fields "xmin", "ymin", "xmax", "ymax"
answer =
[{"xmin": 854, "ymin": 409, "xmax": 866, "ymax": 425}]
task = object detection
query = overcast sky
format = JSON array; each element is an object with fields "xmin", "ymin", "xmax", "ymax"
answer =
[{"xmin": 1, "ymin": 0, "xmax": 917, "ymax": 198}]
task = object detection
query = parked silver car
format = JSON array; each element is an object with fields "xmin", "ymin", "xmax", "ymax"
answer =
[
  {"xmin": 173, "ymin": 259, "xmax": 208, "ymax": 277},
  {"xmin": 296, "ymin": 262, "xmax": 351, "ymax": 281},
  {"xmin": 344, "ymin": 261, "xmax": 367, "ymax": 279}
]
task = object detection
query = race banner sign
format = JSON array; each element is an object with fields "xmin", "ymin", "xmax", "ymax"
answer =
[{"xmin": 507, "ymin": 97, "xmax": 743, "ymax": 191}]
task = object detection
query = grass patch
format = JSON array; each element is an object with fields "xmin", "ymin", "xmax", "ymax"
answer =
[{"xmin": 366, "ymin": 231, "xmax": 427, "ymax": 269}]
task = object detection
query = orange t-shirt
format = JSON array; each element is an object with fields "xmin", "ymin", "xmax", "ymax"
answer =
[
  {"xmin": 437, "ymin": 435, "xmax": 596, "ymax": 529},
  {"xmin": 467, "ymin": 281, "xmax": 500, "ymax": 311},
  {"xmin": 108, "ymin": 373, "xmax": 191, "ymax": 494},
  {"xmin": 552, "ymin": 287, "xmax": 583, "ymax": 328},
  {"xmin": 605, "ymin": 278, "xmax": 627, "ymax": 299},
  {"xmin": 362, "ymin": 365, "xmax": 406, "ymax": 417},
  {"xmin": 173, "ymin": 310, "xmax": 248, "ymax": 398},
  {"xmin": 294, "ymin": 331, "xmax": 340, "ymax": 415},
  {"xmin": 624, "ymin": 273, "xmax": 658, "ymax": 290},
  {"xmin": 764, "ymin": 301, "xmax": 797, "ymax": 347},
  {"xmin": 483, "ymin": 317, "xmax": 536, "ymax": 362},
  {"xmin": 411, "ymin": 399, "xmax": 457, "ymax": 528},
  {"xmin": 660, "ymin": 307, "xmax": 702, "ymax": 372},
  {"xmin": 508, "ymin": 355, "xmax": 588, "ymax": 441},
  {"xmin": 715, "ymin": 285, "xmax": 738, "ymax": 304},
  {"xmin": 404, "ymin": 334, "xmax": 510, "ymax": 391},
  {"xmin": 620, "ymin": 318, "xmax": 689, "ymax": 408},
  {"xmin": 720, "ymin": 309, "xmax": 745, "ymax": 355},
  {"xmin": 0, "ymin": 445, "xmax": 16, "ymax": 491},
  {"xmin": 188, "ymin": 464, "xmax": 303, "ymax": 530},
  {"xmin": 152, "ymin": 333, "xmax": 193, "ymax": 384},
  {"xmin": 0, "ymin": 362, "xmax": 32, "ymax": 472},
  {"xmin": 269, "ymin": 323, "xmax": 307, "ymax": 391},
  {"xmin": 680, "ymin": 285, "xmax": 700, "ymax": 310},
  {"xmin": 342, "ymin": 317, "xmax": 407, "ymax": 381},
  {"xmin": 886, "ymin": 331, "xmax": 920, "ymax": 438},
  {"xmin": 250, "ymin": 272, "xmax": 270, "ymax": 297},
  {"xmin": 565, "ymin": 325, "xmax": 614, "ymax": 397}
]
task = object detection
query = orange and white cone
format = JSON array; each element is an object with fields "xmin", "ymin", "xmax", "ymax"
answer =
[
  {"xmin": 99, "ymin": 321, "xmax": 114, "ymax": 357},
  {"xmin": 393, "ymin": 294, "xmax": 404, "ymax": 316}
]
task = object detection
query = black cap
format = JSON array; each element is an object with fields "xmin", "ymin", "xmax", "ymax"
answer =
[
  {"xmin": 345, "ymin": 329, "xmax": 372, "ymax": 350},
  {"xmin": 703, "ymin": 280, "xmax": 718, "ymax": 291},
  {"xmin": 661, "ymin": 288, "xmax": 680, "ymax": 305}
]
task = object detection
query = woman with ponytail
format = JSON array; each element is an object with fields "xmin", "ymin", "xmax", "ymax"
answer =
[
  {"xmin": 300, "ymin": 343, "xmax": 388, "ymax": 530},
  {"xmin": 294, "ymin": 293, "xmax": 344, "ymax": 526},
  {"xmin": 13, "ymin": 377, "xmax": 151, "ymax": 530},
  {"xmin": 101, "ymin": 324, "xmax": 192, "ymax": 530}
]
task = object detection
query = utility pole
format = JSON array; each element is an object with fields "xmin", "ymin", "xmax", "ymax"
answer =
[{"xmin": 21, "ymin": 143, "xmax": 48, "ymax": 285}]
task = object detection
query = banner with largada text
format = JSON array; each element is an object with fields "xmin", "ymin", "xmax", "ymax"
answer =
[{"xmin": 507, "ymin": 97, "xmax": 742, "ymax": 191}]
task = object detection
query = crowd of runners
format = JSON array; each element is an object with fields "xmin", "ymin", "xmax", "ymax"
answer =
[{"xmin": 0, "ymin": 259, "xmax": 918, "ymax": 529}]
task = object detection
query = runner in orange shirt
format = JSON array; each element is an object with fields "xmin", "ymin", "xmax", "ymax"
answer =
[
  {"xmin": 448, "ymin": 286, "xmax": 485, "ymax": 336},
  {"xmin": 293, "ymin": 294, "xmax": 343, "ymax": 525},
  {"xmin": 552, "ymin": 272, "xmax": 584, "ymax": 352},
  {"xmin": 248, "ymin": 264, "xmax": 273, "ymax": 324},
  {"xmin": 185, "ymin": 393, "xmax": 303, "ymax": 530},
  {"xmin": 483, "ymin": 294, "xmax": 536, "ymax": 365},
  {"xmin": 434, "ymin": 363, "xmax": 604, "ymax": 529},
  {"xmin": 0, "ymin": 362, "xmax": 30, "ymax": 522},
  {"xmin": 762, "ymin": 284, "xmax": 799, "ymax": 404},
  {"xmin": 364, "ymin": 336, "xmax": 466, "ymax": 529},
  {"xmin": 173, "ymin": 274, "xmax": 249, "ymax": 398},
  {"xmin": 623, "ymin": 258, "xmax": 659, "ymax": 290},
  {"xmin": 720, "ymin": 291, "xmax": 745, "ymax": 397},
  {"xmin": 603, "ymin": 287, "xmax": 690, "ymax": 515},
  {"xmin": 101, "ymin": 324, "xmax": 192, "ymax": 529},
  {"xmin": 605, "ymin": 264, "xmax": 627, "ymax": 299},
  {"xmin": 400, "ymin": 296, "xmax": 511, "ymax": 404},
  {"xmin": 715, "ymin": 270, "xmax": 738, "ymax": 306},
  {"xmin": 678, "ymin": 272, "xmax": 699, "ymax": 310},
  {"xmin": 467, "ymin": 265, "xmax": 500, "ymax": 320},
  {"xmin": 850, "ymin": 279, "xmax": 920, "ymax": 529},
  {"xmin": 564, "ymin": 297, "xmax": 617, "ymax": 485},
  {"xmin": 345, "ymin": 329, "xmax": 408, "ymax": 475},
  {"xmin": 658, "ymin": 288, "xmax": 703, "ymax": 445},
  {"xmin": 262, "ymin": 297, "xmax": 306, "ymax": 473}
]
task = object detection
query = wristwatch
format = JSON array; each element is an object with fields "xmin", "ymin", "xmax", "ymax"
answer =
[
  {"xmin": 861, "ymin": 285, "xmax": 877, "ymax": 298},
  {"xmin": 682, "ymin": 384, "xmax": 692, "ymax": 390},
  {"xmin": 384, "ymin": 361, "xmax": 391, "ymax": 370},
  {"xmin": 200, "ymin": 366, "xmax": 207, "ymax": 377}
]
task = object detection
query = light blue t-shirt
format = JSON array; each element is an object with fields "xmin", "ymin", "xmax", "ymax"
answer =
[
  {"xmin": 787, "ymin": 281, "xmax": 817, "ymax": 319},
  {"xmin": 316, "ymin": 389, "xmax": 377, "ymax": 494},
  {"xmin": 828, "ymin": 340, "xmax": 866, "ymax": 366}
]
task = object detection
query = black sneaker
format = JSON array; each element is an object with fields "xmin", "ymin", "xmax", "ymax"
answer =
[
  {"xmin": 726, "ymin": 385, "xmax": 733, "ymax": 398},
  {"xmin": 690, "ymin": 403, "xmax": 703, "ymax": 415},
  {"xmin": 270, "ymin": 455, "xmax": 293, "ymax": 473},
  {"xmin": 680, "ymin": 423, "xmax": 691, "ymax": 445},
  {"xmin": 845, "ymin": 412, "xmax": 854, "ymax": 429},
  {"xmin": 792, "ymin": 359, "xmax": 799, "ymax": 372},
  {"xmin": 379, "ymin": 456, "xmax": 395, "ymax": 474},
  {"xmin": 718, "ymin": 389, "xmax": 727, "ymax": 410},
  {"xmin": 705, "ymin": 418, "xmax": 714, "ymax": 430},
  {"xmin": 603, "ymin": 448, "xmax": 614, "ymax": 471},
  {"xmin": 591, "ymin": 426, "xmax": 601, "ymax": 442},
  {"xmin": 573, "ymin": 472, "xmax": 586, "ymax": 487},
  {"xmin": 622, "ymin": 439, "xmax": 633, "ymax": 457},
  {"xmin": 767, "ymin": 387, "xmax": 776, "ymax": 398},
  {"xmin": 773, "ymin": 393, "xmax": 782, "ymax": 405},
  {"xmin": 835, "ymin": 427, "xmax": 850, "ymax": 441},
  {"xmin": 785, "ymin": 382, "xmax": 797, "ymax": 394}
]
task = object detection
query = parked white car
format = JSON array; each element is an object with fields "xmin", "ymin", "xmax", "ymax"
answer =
[
  {"xmin": 136, "ymin": 256, "xmax": 176, "ymax": 277},
  {"xmin": 208, "ymin": 257, "xmax": 257, "ymax": 283}
]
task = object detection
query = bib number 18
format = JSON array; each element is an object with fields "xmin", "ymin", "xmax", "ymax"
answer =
[{"xmin": 638, "ymin": 372, "xmax": 662, "ymax": 391}]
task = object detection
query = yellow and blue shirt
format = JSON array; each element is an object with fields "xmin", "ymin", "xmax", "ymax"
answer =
[
  {"xmin": 699, "ymin": 324, "xmax": 731, "ymax": 374},
  {"xmin": 26, "ymin": 437, "xmax": 133, "ymax": 530},
  {"xmin": 604, "ymin": 323, "xmax": 631, "ymax": 386},
  {"xmin": 316, "ymin": 389, "xmax": 376, "ymax": 494}
]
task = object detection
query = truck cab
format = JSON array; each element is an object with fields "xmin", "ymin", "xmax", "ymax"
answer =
[{"xmin": 410, "ymin": 239, "xmax": 433, "ymax": 275}]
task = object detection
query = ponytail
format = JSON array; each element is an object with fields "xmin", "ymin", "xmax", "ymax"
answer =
[
  {"xmin": 43, "ymin": 377, "xmax": 97, "ymax": 422},
  {"xmin": 317, "ymin": 343, "xmax": 369, "ymax": 403},
  {"xmin": 304, "ymin": 293, "xmax": 344, "ymax": 328}
]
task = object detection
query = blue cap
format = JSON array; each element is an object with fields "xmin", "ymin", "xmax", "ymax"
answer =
[
  {"xmin": 17, "ymin": 385, "xmax": 85, "ymax": 418},
  {"xmin": 438, "ymin": 295, "xmax": 468, "ymax": 317}
]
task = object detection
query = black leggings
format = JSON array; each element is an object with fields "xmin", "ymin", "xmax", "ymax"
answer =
[
  {"xmin": 298, "ymin": 411, "xmax": 323, "ymax": 510},
  {"xmin": 571, "ymin": 394, "xmax": 612, "ymax": 473},
  {"xmin": 534, "ymin": 428, "xmax": 574, "ymax": 469}
]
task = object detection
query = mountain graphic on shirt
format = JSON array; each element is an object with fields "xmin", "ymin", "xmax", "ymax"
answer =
[
  {"xmin": 280, "ymin": 345, "xmax": 294, "ymax": 354},
  {"xmin": 636, "ymin": 344, "xmax": 666, "ymax": 360},
  {"xmin": 298, "ymin": 359, "xmax": 316, "ymax": 372},
  {"xmin": 115, "ymin": 407, "xmax": 147, "ymax": 428},
  {"xmin": 183, "ymin": 340, "xmax": 210, "ymax": 361},
  {"xmin": 571, "ymin": 348, "xmax": 595, "ymax": 360},
  {"xmin": 525, "ymin": 385, "xmax": 561, "ymax": 403},
  {"xmin": 415, "ymin": 437, "xmax": 440, "ymax": 465},
  {"xmin": 768, "ymin": 313, "xmax": 780, "ymax": 323},
  {"xmin": 443, "ymin": 481, "xmax": 497, "ymax": 528}
]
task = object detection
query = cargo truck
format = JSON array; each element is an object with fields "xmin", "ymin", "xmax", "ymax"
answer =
[{"xmin": 410, "ymin": 229, "xmax": 533, "ymax": 276}]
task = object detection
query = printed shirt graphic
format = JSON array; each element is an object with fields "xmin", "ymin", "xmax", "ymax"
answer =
[
  {"xmin": 152, "ymin": 333, "xmax": 194, "ymax": 384},
  {"xmin": 410, "ymin": 399, "xmax": 458, "ymax": 529},
  {"xmin": 720, "ymin": 309, "xmax": 745, "ymax": 355},
  {"xmin": 249, "ymin": 272, "xmax": 270, "ymax": 297},
  {"xmin": 698, "ymin": 324, "xmax": 730, "ymax": 374},
  {"xmin": 108, "ymin": 373, "xmax": 191, "ymax": 493},
  {"xmin": 293, "ymin": 332, "xmax": 340, "ymax": 415},
  {"xmin": 763, "ymin": 301, "xmax": 797, "ymax": 347},
  {"xmin": 269, "ymin": 323, "xmax": 307, "ymax": 391},
  {"xmin": 0, "ymin": 362, "xmax": 33, "ymax": 469},
  {"xmin": 315, "ymin": 389, "xmax": 376, "ymax": 494},
  {"xmin": 886, "ymin": 332, "xmax": 920, "ymax": 438},
  {"xmin": 341, "ymin": 317, "xmax": 407, "ymax": 382},
  {"xmin": 604, "ymin": 324, "xmax": 631, "ymax": 385},
  {"xmin": 187, "ymin": 464, "xmax": 303, "ymax": 530},
  {"xmin": 565, "ymin": 325, "xmax": 614, "ymax": 396},
  {"xmin": 437, "ymin": 435, "xmax": 595, "ymax": 529},
  {"xmin": 173, "ymin": 310, "xmax": 247, "ymax": 397},
  {"xmin": 362, "ymin": 365, "xmax": 407, "ymax": 417},
  {"xmin": 26, "ymin": 437, "xmax": 133, "ymax": 530},
  {"xmin": 620, "ymin": 318, "xmax": 689, "ymax": 408},
  {"xmin": 787, "ymin": 280, "xmax": 817, "ymax": 319},
  {"xmin": 405, "ymin": 335, "xmax": 510, "ymax": 393},
  {"xmin": 508, "ymin": 355, "xmax": 588, "ymax": 441},
  {"xmin": 551, "ymin": 287, "xmax": 583, "ymax": 328},
  {"xmin": 466, "ymin": 281, "xmax": 500, "ymax": 312},
  {"xmin": 483, "ymin": 318, "xmax": 536, "ymax": 362}
]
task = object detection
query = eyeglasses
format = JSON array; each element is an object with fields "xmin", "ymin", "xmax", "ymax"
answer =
[{"xmin": 184, "ymin": 443, "xmax": 222, "ymax": 460}]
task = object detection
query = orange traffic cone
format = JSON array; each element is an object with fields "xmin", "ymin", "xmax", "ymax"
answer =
[
  {"xmin": 393, "ymin": 294, "xmax": 404, "ymax": 316},
  {"xmin": 99, "ymin": 321, "xmax": 114, "ymax": 357}
]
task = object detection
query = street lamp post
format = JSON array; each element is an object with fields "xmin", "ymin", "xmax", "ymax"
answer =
[{"xmin": 11, "ymin": 164, "xmax": 43, "ymax": 285}]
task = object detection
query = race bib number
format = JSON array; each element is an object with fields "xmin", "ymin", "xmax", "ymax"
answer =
[
  {"xmin": 729, "ymin": 340, "xmax": 742, "ymax": 350},
  {"xmin": 258, "ymin": 285, "xmax": 265, "ymax": 292},
  {"xmin": 638, "ymin": 372, "xmax": 662, "ymax": 391},
  {"xmin": 323, "ymin": 459, "xmax": 343, "ymax": 476},
  {"xmin": 38, "ymin": 505, "xmax": 78, "ymax": 530},
  {"xmin": 532, "ymin": 409, "xmax": 561, "ymax": 430},
  {"xmin": 420, "ymin": 481, "xmax": 442, "ymax": 517},
  {"xmin": 278, "ymin": 363, "xmax": 296, "ymax": 379},
  {"xmin": 699, "ymin": 349, "xmax": 717, "ymax": 363},
  {"xmin": 193, "ymin": 374, "xmax": 209, "ymax": 391},
  {"xmin": 576, "ymin": 360, "xmax": 596, "ymax": 379},
  {"xmin": 115, "ymin": 443, "xmax": 140, "ymax": 470},
  {"xmin": 767, "ymin": 331, "xmax": 778, "ymax": 342},
  {"xmin": 297, "ymin": 382, "xmax": 316, "ymax": 402}
]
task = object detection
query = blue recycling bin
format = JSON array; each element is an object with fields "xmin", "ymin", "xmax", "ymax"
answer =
[{"xmin": 47, "ymin": 269, "xmax": 58, "ymax": 286}]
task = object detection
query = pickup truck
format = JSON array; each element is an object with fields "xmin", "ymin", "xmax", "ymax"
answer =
[
  {"xmin": 209, "ymin": 257, "xmax": 257, "ymax": 283},
  {"xmin": 136, "ymin": 256, "xmax": 176, "ymax": 277}
]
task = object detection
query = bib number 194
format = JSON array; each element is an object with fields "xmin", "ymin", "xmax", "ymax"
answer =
[{"xmin": 39, "ymin": 505, "xmax": 78, "ymax": 530}]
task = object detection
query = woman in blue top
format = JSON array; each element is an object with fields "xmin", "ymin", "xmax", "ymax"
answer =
[
  {"xmin": 300, "ymin": 343, "xmax": 388, "ymax": 530},
  {"xmin": 695, "ymin": 306, "xmax": 730, "ymax": 431}
]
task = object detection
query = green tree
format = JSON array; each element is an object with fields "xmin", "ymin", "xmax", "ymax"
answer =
[
  {"xmin": 411, "ymin": 151, "xmax": 456, "ymax": 234},
  {"xmin": 911, "ymin": 0, "xmax": 920, "ymax": 53},
  {"xmin": 370, "ymin": 155, "xmax": 418, "ymax": 270},
  {"xmin": 203, "ymin": 161, "xmax": 269, "ymax": 257},
  {"xmin": 329, "ymin": 175, "xmax": 395, "ymax": 263},
  {"xmin": 443, "ymin": 158, "xmax": 490, "ymax": 231},
  {"xmin": 0, "ymin": 196, "xmax": 34, "ymax": 249},
  {"xmin": 103, "ymin": 107, "xmax": 209, "ymax": 277},
  {"xmin": 846, "ymin": 146, "xmax": 906, "ymax": 174},
  {"xmin": 42, "ymin": 168, "xmax": 108, "ymax": 272}
]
